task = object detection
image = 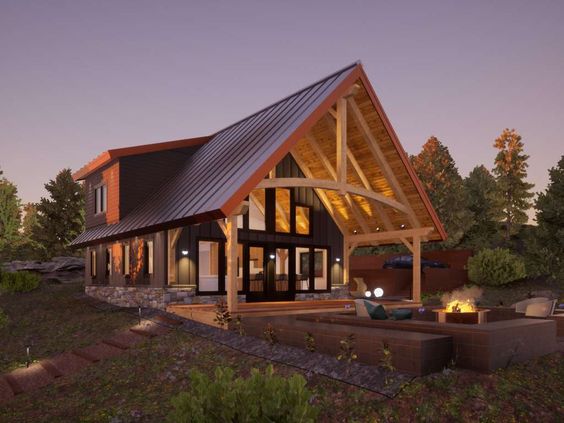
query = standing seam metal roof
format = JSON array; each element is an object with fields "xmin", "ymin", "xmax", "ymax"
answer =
[{"xmin": 71, "ymin": 62, "xmax": 359, "ymax": 246}]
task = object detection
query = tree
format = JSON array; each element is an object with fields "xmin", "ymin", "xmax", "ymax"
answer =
[
  {"xmin": 463, "ymin": 165, "xmax": 504, "ymax": 248},
  {"xmin": 22, "ymin": 203, "xmax": 39, "ymax": 237},
  {"xmin": 0, "ymin": 178, "xmax": 22, "ymax": 242},
  {"xmin": 493, "ymin": 129, "xmax": 534, "ymax": 242},
  {"xmin": 34, "ymin": 169, "xmax": 85, "ymax": 256},
  {"xmin": 411, "ymin": 136, "xmax": 473, "ymax": 247},
  {"xmin": 528, "ymin": 156, "xmax": 564, "ymax": 281}
]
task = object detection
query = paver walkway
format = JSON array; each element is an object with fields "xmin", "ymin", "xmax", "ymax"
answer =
[
  {"xmin": 1, "ymin": 298, "xmax": 415, "ymax": 404},
  {"xmin": 0, "ymin": 314, "xmax": 179, "ymax": 405}
]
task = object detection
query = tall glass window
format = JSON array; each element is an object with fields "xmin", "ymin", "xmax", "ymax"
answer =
[
  {"xmin": 248, "ymin": 246, "xmax": 264, "ymax": 292},
  {"xmin": 198, "ymin": 240, "xmax": 220, "ymax": 292},
  {"xmin": 295, "ymin": 247, "xmax": 310, "ymax": 291},
  {"xmin": 314, "ymin": 248, "xmax": 328, "ymax": 290},
  {"xmin": 275, "ymin": 189, "xmax": 291, "ymax": 233},
  {"xmin": 249, "ymin": 190, "xmax": 266, "ymax": 230},
  {"xmin": 275, "ymin": 248, "xmax": 289, "ymax": 292},
  {"xmin": 295, "ymin": 205, "xmax": 310, "ymax": 235}
]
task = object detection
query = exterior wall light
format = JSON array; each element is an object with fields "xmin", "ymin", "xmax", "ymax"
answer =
[
  {"xmin": 364, "ymin": 290, "xmax": 372, "ymax": 298},
  {"xmin": 400, "ymin": 224, "xmax": 406, "ymax": 229},
  {"xmin": 335, "ymin": 257, "xmax": 341, "ymax": 263},
  {"xmin": 374, "ymin": 287, "xmax": 384, "ymax": 298},
  {"xmin": 376, "ymin": 227, "xmax": 381, "ymax": 232},
  {"xmin": 181, "ymin": 250, "xmax": 189, "ymax": 256},
  {"xmin": 269, "ymin": 253, "xmax": 276, "ymax": 260}
]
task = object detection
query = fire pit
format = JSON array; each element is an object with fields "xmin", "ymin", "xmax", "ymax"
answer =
[
  {"xmin": 435, "ymin": 287, "xmax": 490, "ymax": 324},
  {"xmin": 434, "ymin": 308, "xmax": 490, "ymax": 324}
]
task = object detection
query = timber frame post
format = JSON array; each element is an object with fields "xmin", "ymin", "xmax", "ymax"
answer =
[
  {"xmin": 412, "ymin": 235, "xmax": 421, "ymax": 303},
  {"xmin": 225, "ymin": 215, "xmax": 238, "ymax": 312}
]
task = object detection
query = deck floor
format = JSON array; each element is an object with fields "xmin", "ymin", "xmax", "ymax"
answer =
[{"xmin": 167, "ymin": 299, "xmax": 421, "ymax": 327}]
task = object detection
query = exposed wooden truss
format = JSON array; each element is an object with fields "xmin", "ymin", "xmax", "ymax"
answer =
[
  {"xmin": 347, "ymin": 97, "xmax": 421, "ymax": 229},
  {"xmin": 347, "ymin": 226, "xmax": 434, "ymax": 246},
  {"xmin": 256, "ymin": 177, "xmax": 409, "ymax": 214}
]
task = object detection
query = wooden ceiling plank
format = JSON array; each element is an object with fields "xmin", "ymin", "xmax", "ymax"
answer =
[{"xmin": 348, "ymin": 97, "xmax": 421, "ymax": 229}]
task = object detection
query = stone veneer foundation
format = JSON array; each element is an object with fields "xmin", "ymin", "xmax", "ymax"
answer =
[{"xmin": 85, "ymin": 284, "xmax": 351, "ymax": 310}]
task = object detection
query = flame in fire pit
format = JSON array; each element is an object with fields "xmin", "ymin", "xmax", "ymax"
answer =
[
  {"xmin": 441, "ymin": 286, "xmax": 483, "ymax": 313},
  {"xmin": 446, "ymin": 299, "xmax": 477, "ymax": 313}
]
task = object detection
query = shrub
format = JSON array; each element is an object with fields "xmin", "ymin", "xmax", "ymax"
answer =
[
  {"xmin": 167, "ymin": 365, "xmax": 318, "ymax": 423},
  {"xmin": 0, "ymin": 308, "xmax": 8, "ymax": 329},
  {"xmin": 467, "ymin": 248, "xmax": 526, "ymax": 286},
  {"xmin": 0, "ymin": 271, "xmax": 41, "ymax": 293}
]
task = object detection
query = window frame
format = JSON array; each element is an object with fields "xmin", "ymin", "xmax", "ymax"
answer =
[
  {"xmin": 195, "ymin": 237, "xmax": 226, "ymax": 295},
  {"xmin": 94, "ymin": 184, "xmax": 107, "ymax": 215}
]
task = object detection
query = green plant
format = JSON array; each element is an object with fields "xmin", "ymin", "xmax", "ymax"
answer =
[
  {"xmin": 0, "ymin": 271, "xmax": 40, "ymax": 293},
  {"xmin": 213, "ymin": 298, "xmax": 232, "ymax": 328},
  {"xmin": 0, "ymin": 308, "xmax": 8, "ymax": 329},
  {"xmin": 467, "ymin": 248, "xmax": 526, "ymax": 286},
  {"xmin": 379, "ymin": 342, "xmax": 395, "ymax": 372},
  {"xmin": 337, "ymin": 334, "xmax": 357, "ymax": 371},
  {"xmin": 304, "ymin": 332, "xmax": 316, "ymax": 352},
  {"xmin": 233, "ymin": 315, "xmax": 245, "ymax": 336},
  {"xmin": 167, "ymin": 365, "xmax": 319, "ymax": 423},
  {"xmin": 263, "ymin": 323, "xmax": 278, "ymax": 345}
]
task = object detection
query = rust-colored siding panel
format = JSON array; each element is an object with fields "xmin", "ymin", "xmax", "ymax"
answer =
[{"xmin": 102, "ymin": 162, "xmax": 120, "ymax": 225}]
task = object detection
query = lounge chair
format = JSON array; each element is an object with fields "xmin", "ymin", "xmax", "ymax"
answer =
[
  {"xmin": 512, "ymin": 297, "xmax": 549, "ymax": 313},
  {"xmin": 525, "ymin": 299, "xmax": 557, "ymax": 318}
]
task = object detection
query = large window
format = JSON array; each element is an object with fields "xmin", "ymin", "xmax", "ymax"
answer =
[
  {"xmin": 275, "ymin": 189, "xmax": 291, "ymax": 233},
  {"xmin": 167, "ymin": 228, "xmax": 182, "ymax": 285},
  {"xmin": 90, "ymin": 250, "xmax": 97, "ymax": 278},
  {"xmin": 248, "ymin": 246, "xmax": 264, "ymax": 292},
  {"xmin": 295, "ymin": 247, "xmax": 328, "ymax": 292},
  {"xmin": 122, "ymin": 244, "xmax": 130, "ymax": 276},
  {"xmin": 295, "ymin": 205, "xmax": 311, "ymax": 235},
  {"xmin": 249, "ymin": 190, "xmax": 266, "ymax": 230},
  {"xmin": 143, "ymin": 240, "xmax": 154, "ymax": 275},
  {"xmin": 94, "ymin": 185, "xmax": 107, "ymax": 214},
  {"xmin": 314, "ymin": 248, "xmax": 328, "ymax": 290},
  {"xmin": 275, "ymin": 248, "xmax": 289, "ymax": 293},
  {"xmin": 198, "ymin": 240, "xmax": 220, "ymax": 292}
]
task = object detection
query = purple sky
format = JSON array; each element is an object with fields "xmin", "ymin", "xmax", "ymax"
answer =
[{"xmin": 1, "ymin": 1, "xmax": 563, "ymax": 220}]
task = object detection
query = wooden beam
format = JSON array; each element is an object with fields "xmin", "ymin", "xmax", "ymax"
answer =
[
  {"xmin": 347, "ymin": 146, "xmax": 395, "ymax": 231},
  {"xmin": 348, "ymin": 98, "xmax": 421, "ymax": 228},
  {"xmin": 327, "ymin": 107, "xmax": 337, "ymax": 119},
  {"xmin": 348, "ymin": 227, "xmax": 434, "ymax": 245},
  {"xmin": 400, "ymin": 237, "xmax": 414, "ymax": 253},
  {"xmin": 225, "ymin": 215, "xmax": 238, "ymax": 313},
  {"xmin": 336, "ymin": 97, "xmax": 347, "ymax": 192},
  {"xmin": 256, "ymin": 177, "xmax": 409, "ymax": 214},
  {"xmin": 290, "ymin": 152, "xmax": 349, "ymax": 235},
  {"xmin": 412, "ymin": 235, "xmax": 421, "ymax": 303},
  {"xmin": 305, "ymin": 134, "xmax": 371, "ymax": 234}
]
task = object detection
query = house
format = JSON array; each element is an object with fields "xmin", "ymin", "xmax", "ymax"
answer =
[{"xmin": 71, "ymin": 61, "xmax": 446, "ymax": 311}]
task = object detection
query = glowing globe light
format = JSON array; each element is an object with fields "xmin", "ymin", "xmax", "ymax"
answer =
[
  {"xmin": 364, "ymin": 291, "xmax": 372, "ymax": 298},
  {"xmin": 373, "ymin": 287, "xmax": 384, "ymax": 298}
]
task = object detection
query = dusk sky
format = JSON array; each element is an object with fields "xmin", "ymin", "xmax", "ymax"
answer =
[{"xmin": 1, "ymin": 0, "xmax": 563, "ymax": 220}]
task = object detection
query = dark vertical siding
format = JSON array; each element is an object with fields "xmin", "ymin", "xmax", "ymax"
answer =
[{"xmin": 174, "ymin": 153, "xmax": 344, "ymax": 287}]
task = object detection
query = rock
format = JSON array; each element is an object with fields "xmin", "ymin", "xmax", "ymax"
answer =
[{"xmin": 1, "ymin": 257, "xmax": 85, "ymax": 284}]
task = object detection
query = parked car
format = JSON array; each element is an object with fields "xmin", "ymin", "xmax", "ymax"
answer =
[{"xmin": 382, "ymin": 255, "xmax": 449, "ymax": 269}]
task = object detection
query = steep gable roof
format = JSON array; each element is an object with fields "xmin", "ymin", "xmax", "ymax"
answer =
[{"xmin": 71, "ymin": 62, "xmax": 446, "ymax": 247}]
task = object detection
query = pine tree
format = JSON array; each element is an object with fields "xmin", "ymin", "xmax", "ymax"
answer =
[
  {"xmin": 411, "ymin": 136, "xmax": 473, "ymax": 247},
  {"xmin": 22, "ymin": 203, "xmax": 39, "ymax": 237},
  {"xmin": 0, "ymin": 178, "xmax": 22, "ymax": 243},
  {"xmin": 493, "ymin": 129, "xmax": 534, "ymax": 241},
  {"xmin": 463, "ymin": 165, "xmax": 504, "ymax": 247},
  {"xmin": 34, "ymin": 169, "xmax": 85, "ymax": 256},
  {"xmin": 530, "ymin": 156, "xmax": 564, "ymax": 281}
]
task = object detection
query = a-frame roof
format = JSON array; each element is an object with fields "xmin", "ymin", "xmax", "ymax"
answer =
[{"xmin": 71, "ymin": 62, "xmax": 446, "ymax": 247}]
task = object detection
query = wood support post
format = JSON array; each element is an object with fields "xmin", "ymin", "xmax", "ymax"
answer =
[
  {"xmin": 412, "ymin": 235, "xmax": 421, "ymax": 303},
  {"xmin": 225, "ymin": 215, "xmax": 238, "ymax": 312},
  {"xmin": 336, "ymin": 97, "xmax": 347, "ymax": 193}
]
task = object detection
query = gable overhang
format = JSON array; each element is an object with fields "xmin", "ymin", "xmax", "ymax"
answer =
[{"xmin": 218, "ymin": 63, "xmax": 447, "ymax": 243}]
